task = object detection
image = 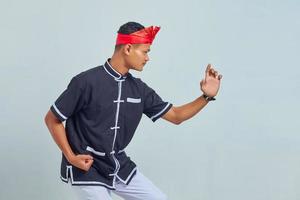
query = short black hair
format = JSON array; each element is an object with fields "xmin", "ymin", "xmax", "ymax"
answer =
[
  {"xmin": 114, "ymin": 22, "xmax": 145, "ymax": 51},
  {"xmin": 117, "ymin": 22, "xmax": 145, "ymax": 35}
]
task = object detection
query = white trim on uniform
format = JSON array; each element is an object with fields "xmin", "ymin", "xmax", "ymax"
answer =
[
  {"xmin": 106, "ymin": 61, "xmax": 122, "ymax": 78},
  {"xmin": 110, "ymin": 79, "xmax": 125, "ymax": 181},
  {"xmin": 127, "ymin": 97, "xmax": 141, "ymax": 103},
  {"xmin": 110, "ymin": 126, "xmax": 120, "ymax": 130},
  {"xmin": 103, "ymin": 64, "xmax": 116, "ymax": 78},
  {"xmin": 116, "ymin": 167, "xmax": 137, "ymax": 184},
  {"xmin": 86, "ymin": 146, "xmax": 106, "ymax": 156},
  {"xmin": 110, "ymin": 153, "xmax": 120, "ymax": 177},
  {"xmin": 150, "ymin": 103, "xmax": 171, "ymax": 120},
  {"xmin": 64, "ymin": 165, "xmax": 115, "ymax": 189},
  {"xmin": 113, "ymin": 100, "xmax": 125, "ymax": 103},
  {"xmin": 60, "ymin": 175, "xmax": 68, "ymax": 182},
  {"xmin": 53, "ymin": 104, "xmax": 67, "ymax": 120},
  {"xmin": 118, "ymin": 149, "xmax": 125, "ymax": 154},
  {"xmin": 112, "ymin": 80, "xmax": 124, "ymax": 150},
  {"xmin": 110, "ymin": 151, "xmax": 116, "ymax": 154}
]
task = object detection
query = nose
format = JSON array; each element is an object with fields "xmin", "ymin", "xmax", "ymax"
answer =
[{"xmin": 145, "ymin": 54, "xmax": 150, "ymax": 62}]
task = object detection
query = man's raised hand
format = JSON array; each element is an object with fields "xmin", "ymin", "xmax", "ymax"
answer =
[{"xmin": 200, "ymin": 64, "xmax": 222, "ymax": 97}]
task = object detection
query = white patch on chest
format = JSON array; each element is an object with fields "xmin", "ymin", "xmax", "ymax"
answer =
[{"xmin": 126, "ymin": 97, "xmax": 141, "ymax": 103}]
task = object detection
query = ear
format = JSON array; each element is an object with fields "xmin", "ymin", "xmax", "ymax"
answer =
[{"xmin": 123, "ymin": 44, "xmax": 132, "ymax": 55}]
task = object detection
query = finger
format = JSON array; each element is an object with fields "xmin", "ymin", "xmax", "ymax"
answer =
[
  {"xmin": 208, "ymin": 68, "xmax": 214, "ymax": 76},
  {"xmin": 205, "ymin": 64, "xmax": 211, "ymax": 74},
  {"xmin": 205, "ymin": 64, "xmax": 212, "ymax": 81},
  {"xmin": 85, "ymin": 159, "xmax": 93, "ymax": 166},
  {"xmin": 85, "ymin": 160, "xmax": 94, "ymax": 171},
  {"xmin": 214, "ymin": 70, "xmax": 218, "ymax": 78},
  {"xmin": 88, "ymin": 159, "xmax": 94, "ymax": 166},
  {"xmin": 82, "ymin": 159, "xmax": 93, "ymax": 168},
  {"xmin": 78, "ymin": 162, "xmax": 88, "ymax": 171},
  {"xmin": 82, "ymin": 154, "xmax": 94, "ymax": 160},
  {"xmin": 82, "ymin": 165, "xmax": 89, "ymax": 171}
]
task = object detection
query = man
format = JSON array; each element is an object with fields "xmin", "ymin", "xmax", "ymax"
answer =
[{"xmin": 45, "ymin": 21, "xmax": 222, "ymax": 200}]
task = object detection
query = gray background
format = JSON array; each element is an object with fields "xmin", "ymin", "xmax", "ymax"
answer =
[{"xmin": 1, "ymin": 0, "xmax": 299, "ymax": 199}]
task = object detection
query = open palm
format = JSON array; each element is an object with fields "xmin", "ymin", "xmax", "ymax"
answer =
[{"xmin": 200, "ymin": 64, "xmax": 222, "ymax": 97}]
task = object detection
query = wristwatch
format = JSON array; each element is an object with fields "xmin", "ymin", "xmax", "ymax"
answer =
[{"xmin": 202, "ymin": 94, "xmax": 216, "ymax": 101}]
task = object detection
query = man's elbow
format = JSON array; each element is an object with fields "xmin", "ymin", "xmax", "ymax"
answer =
[
  {"xmin": 44, "ymin": 111, "xmax": 51, "ymax": 126},
  {"xmin": 163, "ymin": 107, "xmax": 183, "ymax": 125},
  {"xmin": 44, "ymin": 110, "xmax": 60, "ymax": 127},
  {"xmin": 172, "ymin": 116, "xmax": 183, "ymax": 125}
]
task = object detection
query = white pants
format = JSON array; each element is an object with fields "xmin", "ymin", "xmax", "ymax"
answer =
[{"xmin": 72, "ymin": 170, "xmax": 167, "ymax": 200}]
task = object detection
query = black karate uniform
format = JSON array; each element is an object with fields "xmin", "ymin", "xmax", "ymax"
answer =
[{"xmin": 50, "ymin": 59, "xmax": 172, "ymax": 189}]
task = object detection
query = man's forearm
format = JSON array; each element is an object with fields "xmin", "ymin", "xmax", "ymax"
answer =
[
  {"xmin": 173, "ymin": 95, "xmax": 209, "ymax": 123},
  {"xmin": 44, "ymin": 111, "xmax": 75, "ymax": 161}
]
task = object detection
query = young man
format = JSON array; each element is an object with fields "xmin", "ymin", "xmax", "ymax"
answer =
[{"xmin": 45, "ymin": 22, "xmax": 222, "ymax": 200}]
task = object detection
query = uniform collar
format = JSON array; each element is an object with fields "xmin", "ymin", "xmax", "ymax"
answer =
[{"xmin": 103, "ymin": 59, "xmax": 130, "ymax": 80}]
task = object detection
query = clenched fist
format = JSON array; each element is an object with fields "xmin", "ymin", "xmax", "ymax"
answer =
[{"xmin": 68, "ymin": 154, "xmax": 94, "ymax": 172}]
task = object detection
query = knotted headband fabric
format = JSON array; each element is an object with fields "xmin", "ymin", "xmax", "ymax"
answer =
[{"xmin": 116, "ymin": 26, "xmax": 161, "ymax": 45}]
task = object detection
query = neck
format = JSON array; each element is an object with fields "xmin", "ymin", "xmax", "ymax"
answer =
[{"xmin": 109, "ymin": 54, "xmax": 129, "ymax": 75}]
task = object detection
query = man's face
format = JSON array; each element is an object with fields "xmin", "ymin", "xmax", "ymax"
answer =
[{"xmin": 127, "ymin": 44, "xmax": 151, "ymax": 71}]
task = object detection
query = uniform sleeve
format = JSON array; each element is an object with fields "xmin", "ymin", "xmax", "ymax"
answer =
[
  {"xmin": 142, "ymin": 82, "xmax": 173, "ymax": 122},
  {"xmin": 50, "ymin": 76, "xmax": 86, "ymax": 122}
]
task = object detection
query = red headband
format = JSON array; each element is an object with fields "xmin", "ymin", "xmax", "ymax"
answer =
[{"xmin": 116, "ymin": 26, "xmax": 160, "ymax": 45}]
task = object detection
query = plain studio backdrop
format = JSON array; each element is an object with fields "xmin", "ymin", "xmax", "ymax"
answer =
[{"xmin": 0, "ymin": 0, "xmax": 299, "ymax": 200}]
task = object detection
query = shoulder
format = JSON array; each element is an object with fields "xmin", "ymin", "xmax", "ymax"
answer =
[
  {"xmin": 75, "ymin": 66, "xmax": 102, "ymax": 80},
  {"xmin": 73, "ymin": 65, "xmax": 105, "ymax": 84},
  {"xmin": 67, "ymin": 66, "xmax": 103, "ymax": 90}
]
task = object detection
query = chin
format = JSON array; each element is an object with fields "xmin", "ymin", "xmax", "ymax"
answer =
[
  {"xmin": 135, "ymin": 68, "xmax": 143, "ymax": 72},
  {"xmin": 132, "ymin": 65, "xmax": 144, "ymax": 72}
]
